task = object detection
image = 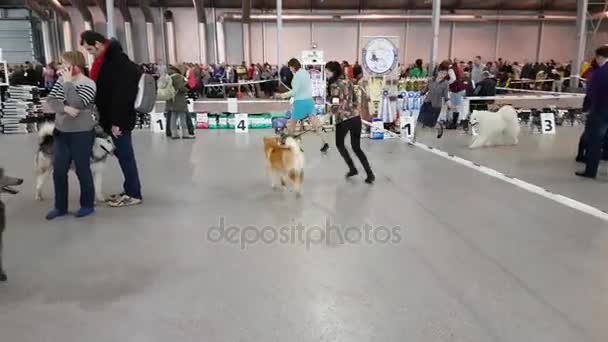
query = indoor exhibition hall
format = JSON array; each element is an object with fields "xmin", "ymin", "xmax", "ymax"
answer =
[{"xmin": 1, "ymin": 0, "xmax": 608, "ymax": 341}]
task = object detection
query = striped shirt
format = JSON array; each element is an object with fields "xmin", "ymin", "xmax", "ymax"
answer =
[{"xmin": 47, "ymin": 76, "xmax": 97, "ymax": 132}]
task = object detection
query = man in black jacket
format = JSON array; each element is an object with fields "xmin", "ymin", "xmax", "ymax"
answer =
[
  {"xmin": 471, "ymin": 71, "xmax": 497, "ymax": 111},
  {"xmin": 81, "ymin": 31, "xmax": 143, "ymax": 207}
]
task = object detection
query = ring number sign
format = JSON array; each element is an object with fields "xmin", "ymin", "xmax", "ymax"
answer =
[
  {"xmin": 400, "ymin": 115, "xmax": 416, "ymax": 141},
  {"xmin": 540, "ymin": 112, "xmax": 556, "ymax": 135},
  {"xmin": 235, "ymin": 113, "xmax": 248, "ymax": 133},
  {"xmin": 150, "ymin": 112, "xmax": 166, "ymax": 133}
]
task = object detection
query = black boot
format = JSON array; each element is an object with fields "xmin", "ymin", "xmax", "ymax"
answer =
[
  {"xmin": 446, "ymin": 112, "xmax": 459, "ymax": 129},
  {"xmin": 320, "ymin": 143, "xmax": 329, "ymax": 153},
  {"xmin": 461, "ymin": 119, "xmax": 469, "ymax": 132},
  {"xmin": 451, "ymin": 112, "xmax": 459, "ymax": 129},
  {"xmin": 345, "ymin": 169, "xmax": 359, "ymax": 178}
]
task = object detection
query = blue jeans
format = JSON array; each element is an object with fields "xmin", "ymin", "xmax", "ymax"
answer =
[
  {"xmin": 53, "ymin": 130, "xmax": 95, "ymax": 212},
  {"xmin": 112, "ymin": 131, "xmax": 142, "ymax": 199},
  {"xmin": 583, "ymin": 116, "xmax": 608, "ymax": 177}
]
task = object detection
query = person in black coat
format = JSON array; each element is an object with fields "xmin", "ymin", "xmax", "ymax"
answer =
[
  {"xmin": 279, "ymin": 65, "xmax": 293, "ymax": 89},
  {"xmin": 81, "ymin": 31, "xmax": 143, "ymax": 206},
  {"xmin": 471, "ymin": 71, "xmax": 496, "ymax": 111}
]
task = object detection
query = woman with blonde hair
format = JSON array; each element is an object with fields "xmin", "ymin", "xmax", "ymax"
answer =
[{"xmin": 45, "ymin": 51, "xmax": 98, "ymax": 220}]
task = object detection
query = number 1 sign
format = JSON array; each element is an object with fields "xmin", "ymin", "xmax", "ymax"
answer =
[
  {"xmin": 150, "ymin": 112, "xmax": 166, "ymax": 133},
  {"xmin": 400, "ymin": 115, "xmax": 416, "ymax": 142}
]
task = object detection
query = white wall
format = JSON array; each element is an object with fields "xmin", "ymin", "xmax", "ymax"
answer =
[
  {"xmin": 452, "ymin": 22, "xmax": 497, "ymax": 61},
  {"xmin": 497, "ymin": 22, "xmax": 540, "ymax": 63},
  {"xmin": 63, "ymin": 6, "xmax": 163, "ymax": 64},
  {"xmin": 53, "ymin": 7, "xmax": 579, "ymax": 66},
  {"xmin": 540, "ymin": 22, "xmax": 577, "ymax": 62}
]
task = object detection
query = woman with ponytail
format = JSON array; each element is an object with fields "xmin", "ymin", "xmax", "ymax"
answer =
[{"xmin": 325, "ymin": 61, "xmax": 375, "ymax": 184}]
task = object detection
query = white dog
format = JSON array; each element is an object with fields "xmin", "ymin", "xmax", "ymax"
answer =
[
  {"xmin": 469, "ymin": 105, "xmax": 520, "ymax": 149},
  {"xmin": 35, "ymin": 123, "xmax": 115, "ymax": 202}
]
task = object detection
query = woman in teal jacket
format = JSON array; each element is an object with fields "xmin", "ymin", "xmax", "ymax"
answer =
[{"xmin": 279, "ymin": 58, "xmax": 329, "ymax": 153}]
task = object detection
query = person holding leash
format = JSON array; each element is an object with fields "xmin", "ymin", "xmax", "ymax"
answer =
[
  {"xmin": 278, "ymin": 58, "xmax": 329, "ymax": 153},
  {"xmin": 326, "ymin": 61, "xmax": 375, "ymax": 184}
]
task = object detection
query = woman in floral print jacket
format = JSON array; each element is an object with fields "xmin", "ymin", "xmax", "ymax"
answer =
[{"xmin": 326, "ymin": 61, "xmax": 375, "ymax": 184}]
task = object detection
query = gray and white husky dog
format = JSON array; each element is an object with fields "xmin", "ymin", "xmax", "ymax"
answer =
[{"xmin": 34, "ymin": 122, "xmax": 116, "ymax": 202}]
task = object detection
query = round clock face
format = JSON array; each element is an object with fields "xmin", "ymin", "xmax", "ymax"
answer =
[{"xmin": 362, "ymin": 38, "xmax": 398, "ymax": 76}]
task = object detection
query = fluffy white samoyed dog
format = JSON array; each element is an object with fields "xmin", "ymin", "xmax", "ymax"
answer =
[{"xmin": 469, "ymin": 105, "xmax": 520, "ymax": 149}]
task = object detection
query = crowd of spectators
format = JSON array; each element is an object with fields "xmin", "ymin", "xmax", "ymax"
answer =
[{"xmin": 401, "ymin": 56, "xmax": 574, "ymax": 92}]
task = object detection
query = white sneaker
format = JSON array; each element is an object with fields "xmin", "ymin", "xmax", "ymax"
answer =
[{"xmin": 107, "ymin": 195, "xmax": 142, "ymax": 208}]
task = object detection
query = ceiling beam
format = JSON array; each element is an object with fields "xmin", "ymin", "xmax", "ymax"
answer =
[
  {"xmin": 95, "ymin": 0, "xmax": 107, "ymax": 20},
  {"xmin": 359, "ymin": 0, "xmax": 366, "ymax": 11},
  {"xmin": 193, "ymin": 0, "xmax": 206, "ymax": 22},
  {"xmin": 46, "ymin": 0, "xmax": 70, "ymax": 21},
  {"xmin": 68, "ymin": 0, "xmax": 93, "ymax": 22},
  {"xmin": 494, "ymin": 1, "xmax": 506, "ymax": 10},
  {"xmin": 242, "ymin": 0, "xmax": 251, "ymax": 22},
  {"xmin": 25, "ymin": 0, "xmax": 52, "ymax": 20},
  {"xmin": 116, "ymin": 0, "xmax": 132, "ymax": 22},
  {"xmin": 450, "ymin": 0, "xmax": 464, "ymax": 9},
  {"xmin": 540, "ymin": 0, "xmax": 558, "ymax": 10},
  {"xmin": 139, "ymin": 0, "xmax": 154, "ymax": 22}
]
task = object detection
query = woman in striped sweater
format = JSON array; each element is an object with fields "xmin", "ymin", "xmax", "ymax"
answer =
[{"xmin": 45, "ymin": 51, "xmax": 98, "ymax": 220}]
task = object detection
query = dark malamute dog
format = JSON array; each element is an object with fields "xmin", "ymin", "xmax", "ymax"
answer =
[{"xmin": 0, "ymin": 168, "xmax": 23, "ymax": 281}]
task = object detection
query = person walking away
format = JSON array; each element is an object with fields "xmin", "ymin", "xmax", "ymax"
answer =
[
  {"xmin": 409, "ymin": 59, "xmax": 428, "ymax": 79},
  {"xmin": 80, "ymin": 30, "xmax": 142, "ymax": 207},
  {"xmin": 167, "ymin": 64, "xmax": 194, "ymax": 140},
  {"xmin": 447, "ymin": 59, "xmax": 467, "ymax": 129},
  {"xmin": 420, "ymin": 68, "xmax": 450, "ymax": 128},
  {"xmin": 45, "ymin": 51, "xmax": 97, "ymax": 220},
  {"xmin": 471, "ymin": 56, "xmax": 485, "ymax": 85},
  {"xmin": 278, "ymin": 58, "xmax": 329, "ymax": 153},
  {"xmin": 576, "ymin": 46, "xmax": 608, "ymax": 179},
  {"xmin": 472, "ymin": 71, "xmax": 497, "ymax": 111},
  {"xmin": 279, "ymin": 64, "xmax": 293, "ymax": 90},
  {"xmin": 326, "ymin": 61, "xmax": 374, "ymax": 184}
]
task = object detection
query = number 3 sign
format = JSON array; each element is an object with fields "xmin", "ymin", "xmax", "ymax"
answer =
[
  {"xmin": 234, "ymin": 113, "xmax": 248, "ymax": 133},
  {"xmin": 540, "ymin": 112, "xmax": 556, "ymax": 135}
]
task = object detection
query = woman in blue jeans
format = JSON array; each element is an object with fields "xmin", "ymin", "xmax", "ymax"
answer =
[{"xmin": 46, "ymin": 51, "xmax": 97, "ymax": 220}]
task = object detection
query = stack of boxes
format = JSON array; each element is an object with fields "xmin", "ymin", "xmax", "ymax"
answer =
[{"xmin": 0, "ymin": 85, "xmax": 42, "ymax": 134}]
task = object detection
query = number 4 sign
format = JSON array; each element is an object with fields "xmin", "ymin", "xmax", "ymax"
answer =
[
  {"xmin": 400, "ymin": 115, "xmax": 416, "ymax": 142},
  {"xmin": 235, "ymin": 113, "xmax": 249, "ymax": 133},
  {"xmin": 540, "ymin": 112, "xmax": 556, "ymax": 135}
]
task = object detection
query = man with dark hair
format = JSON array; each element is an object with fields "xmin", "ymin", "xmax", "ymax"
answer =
[
  {"xmin": 80, "ymin": 30, "xmax": 143, "ymax": 206},
  {"xmin": 577, "ymin": 45, "xmax": 608, "ymax": 179}
]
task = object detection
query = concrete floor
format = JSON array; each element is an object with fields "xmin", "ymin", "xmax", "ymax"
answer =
[
  {"xmin": 416, "ymin": 124, "xmax": 608, "ymax": 211},
  {"xmin": 0, "ymin": 128, "xmax": 607, "ymax": 342}
]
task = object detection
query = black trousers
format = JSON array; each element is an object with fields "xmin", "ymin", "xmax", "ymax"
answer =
[
  {"xmin": 577, "ymin": 129, "xmax": 608, "ymax": 161},
  {"xmin": 335, "ymin": 116, "xmax": 373, "ymax": 176},
  {"xmin": 581, "ymin": 116, "xmax": 608, "ymax": 177}
]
